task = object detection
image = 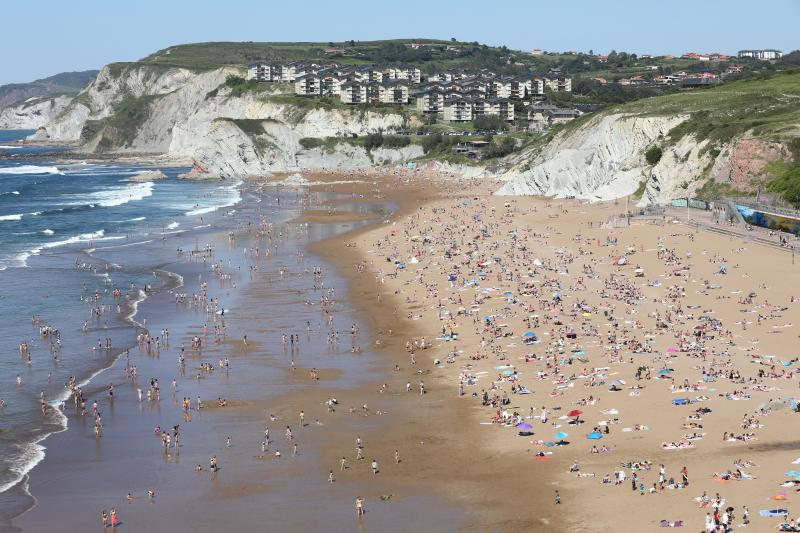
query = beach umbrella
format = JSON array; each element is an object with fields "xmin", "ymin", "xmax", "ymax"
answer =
[
  {"xmin": 586, "ymin": 432, "xmax": 603, "ymax": 440},
  {"xmin": 567, "ymin": 409, "xmax": 583, "ymax": 418},
  {"xmin": 658, "ymin": 369, "xmax": 672, "ymax": 375},
  {"xmin": 666, "ymin": 347, "xmax": 678, "ymax": 353},
  {"xmin": 553, "ymin": 432, "xmax": 569, "ymax": 440},
  {"xmin": 672, "ymin": 398, "xmax": 689, "ymax": 405},
  {"xmin": 502, "ymin": 369, "xmax": 515, "ymax": 375},
  {"xmin": 516, "ymin": 422, "xmax": 533, "ymax": 431},
  {"xmin": 522, "ymin": 332, "xmax": 536, "ymax": 338}
]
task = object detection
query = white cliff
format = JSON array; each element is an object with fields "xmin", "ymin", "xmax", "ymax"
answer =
[
  {"xmin": 22, "ymin": 64, "xmax": 415, "ymax": 178},
  {"xmin": 0, "ymin": 95, "xmax": 72, "ymax": 130},
  {"xmin": 496, "ymin": 113, "xmax": 714, "ymax": 205}
]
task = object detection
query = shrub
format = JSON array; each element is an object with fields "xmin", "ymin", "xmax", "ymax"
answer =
[
  {"xmin": 382, "ymin": 135, "xmax": 410, "ymax": 149},
  {"xmin": 484, "ymin": 136, "xmax": 516, "ymax": 159},
  {"xmin": 473, "ymin": 115, "xmax": 508, "ymax": 131},
  {"xmin": 421, "ymin": 134, "xmax": 443, "ymax": 154},
  {"xmin": 645, "ymin": 145, "xmax": 663, "ymax": 165},
  {"xmin": 299, "ymin": 137, "xmax": 324, "ymax": 150},
  {"xmin": 363, "ymin": 132, "xmax": 384, "ymax": 151}
]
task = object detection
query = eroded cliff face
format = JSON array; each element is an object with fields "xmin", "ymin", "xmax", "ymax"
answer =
[
  {"xmin": 22, "ymin": 65, "xmax": 414, "ymax": 177},
  {"xmin": 0, "ymin": 96, "xmax": 72, "ymax": 130},
  {"xmin": 495, "ymin": 113, "xmax": 715, "ymax": 204},
  {"xmin": 708, "ymin": 138, "xmax": 787, "ymax": 192}
]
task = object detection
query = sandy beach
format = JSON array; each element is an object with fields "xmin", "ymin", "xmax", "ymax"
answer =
[
  {"xmin": 7, "ymin": 168, "xmax": 800, "ymax": 533},
  {"xmin": 311, "ymin": 173, "xmax": 800, "ymax": 532}
]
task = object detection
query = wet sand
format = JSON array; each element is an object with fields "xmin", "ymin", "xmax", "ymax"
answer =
[{"xmin": 10, "ymin": 184, "xmax": 467, "ymax": 532}]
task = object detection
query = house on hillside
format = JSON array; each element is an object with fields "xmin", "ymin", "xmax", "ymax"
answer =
[
  {"xmin": 545, "ymin": 77, "xmax": 572, "ymax": 92},
  {"xmin": 738, "ymin": 49, "xmax": 782, "ymax": 60},
  {"xmin": 443, "ymin": 96, "xmax": 472, "ymax": 122},
  {"xmin": 294, "ymin": 74, "xmax": 322, "ymax": 96},
  {"xmin": 384, "ymin": 66, "xmax": 421, "ymax": 84},
  {"xmin": 339, "ymin": 81, "xmax": 368, "ymax": 104},
  {"xmin": 415, "ymin": 91, "xmax": 445, "ymax": 115},
  {"xmin": 452, "ymin": 140, "xmax": 490, "ymax": 159},
  {"xmin": 488, "ymin": 98, "xmax": 515, "ymax": 122},
  {"xmin": 546, "ymin": 108, "xmax": 581, "ymax": 125},
  {"xmin": 320, "ymin": 75, "xmax": 343, "ymax": 97},
  {"xmin": 378, "ymin": 82, "xmax": 410, "ymax": 104}
]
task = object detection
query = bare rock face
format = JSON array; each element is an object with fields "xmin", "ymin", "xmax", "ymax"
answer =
[
  {"xmin": 0, "ymin": 96, "xmax": 72, "ymax": 130},
  {"xmin": 710, "ymin": 138, "xmax": 787, "ymax": 192},
  {"xmin": 19, "ymin": 64, "xmax": 418, "ymax": 178},
  {"xmin": 495, "ymin": 113, "xmax": 702, "ymax": 204}
]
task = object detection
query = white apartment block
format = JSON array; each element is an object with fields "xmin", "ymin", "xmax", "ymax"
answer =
[
  {"xmin": 738, "ymin": 49, "xmax": 783, "ymax": 60},
  {"xmin": 339, "ymin": 82, "xmax": 368, "ymax": 104}
]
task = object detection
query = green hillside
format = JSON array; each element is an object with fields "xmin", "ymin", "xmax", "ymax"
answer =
[
  {"xmin": 619, "ymin": 70, "xmax": 800, "ymax": 142},
  {"xmin": 136, "ymin": 39, "xmax": 572, "ymax": 74},
  {"xmin": 0, "ymin": 70, "xmax": 98, "ymax": 109}
]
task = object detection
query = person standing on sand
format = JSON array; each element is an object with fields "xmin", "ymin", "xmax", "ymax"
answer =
[
  {"xmin": 110, "ymin": 508, "xmax": 118, "ymax": 528},
  {"xmin": 101, "ymin": 510, "xmax": 108, "ymax": 527},
  {"xmin": 554, "ymin": 490, "xmax": 560, "ymax": 504}
]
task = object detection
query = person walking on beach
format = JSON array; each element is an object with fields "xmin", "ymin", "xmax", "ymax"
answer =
[
  {"xmin": 554, "ymin": 490, "xmax": 561, "ymax": 504},
  {"xmin": 355, "ymin": 497, "xmax": 365, "ymax": 517},
  {"xmin": 329, "ymin": 470, "xmax": 335, "ymax": 483},
  {"xmin": 110, "ymin": 508, "xmax": 118, "ymax": 528},
  {"xmin": 371, "ymin": 459, "xmax": 379, "ymax": 474},
  {"xmin": 101, "ymin": 510, "xmax": 108, "ymax": 527}
]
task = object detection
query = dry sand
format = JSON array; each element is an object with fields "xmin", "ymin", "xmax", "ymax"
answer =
[{"xmin": 304, "ymin": 173, "xmax": 800, "ymax": 532}]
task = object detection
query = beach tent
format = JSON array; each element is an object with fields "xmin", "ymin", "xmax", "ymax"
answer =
[{"xmin": 586, "ymin": 432, "xmax": 603, "ymax": 440}]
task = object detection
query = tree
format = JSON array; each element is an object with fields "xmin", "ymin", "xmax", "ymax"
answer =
[{"xmin": 645, "ymin": 146, "xmax": 663, "ymax": 165}]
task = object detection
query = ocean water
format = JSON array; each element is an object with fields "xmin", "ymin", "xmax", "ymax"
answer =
[{"xmin": 0, "ymin": 130, "xmax": 243, "ymax": 503}]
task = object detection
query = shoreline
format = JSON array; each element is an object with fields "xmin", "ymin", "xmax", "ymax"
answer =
[{"xmin": 305, "ymin": 175, "xmax": 565, "ymax": 531}]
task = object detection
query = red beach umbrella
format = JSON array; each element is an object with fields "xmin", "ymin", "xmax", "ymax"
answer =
[{"xmin": 568, "ymin": 409, "xmax": 583, "ymax": 418}]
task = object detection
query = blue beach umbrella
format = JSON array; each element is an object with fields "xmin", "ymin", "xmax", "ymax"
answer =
[
  {"xmin": 587, "ymin": 432, "xmax": 603, "ymax": 440},
  {"xmin": 522, "ymin": 332, "xmax": 536, "ymax": 338},
  {"xmin": 554, "ymin": 432, "xmax": 568, "ymax": 440}
]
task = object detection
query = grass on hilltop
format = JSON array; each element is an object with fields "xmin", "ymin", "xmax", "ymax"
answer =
[{"xmin": 617, "ymin": 70, "xmax": 800, "ymax": 143}]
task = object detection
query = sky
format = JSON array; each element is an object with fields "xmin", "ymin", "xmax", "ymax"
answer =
[{"xmin": 1, "ymin": 0, "xmax": 797, "ymax": 85}]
